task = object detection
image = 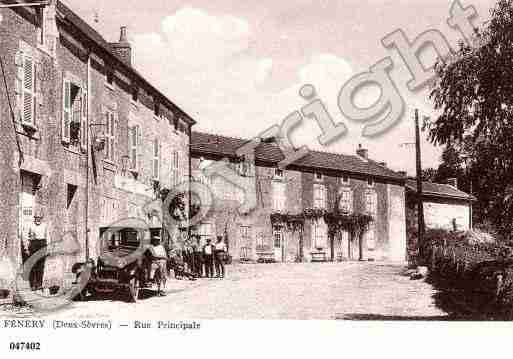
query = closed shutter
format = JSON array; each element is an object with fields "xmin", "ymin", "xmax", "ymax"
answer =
[
  {"xmin": 80, "ymin": 90, "xmax": 87, "ymax": 150},
  {"xmin": 136, "ymin": 125, "xmax": 143, "ymax": 172},
  {"xmin": 103, "ymin": 111, "xmax": 109, "ymax": 159},
  {"xmin": 22, "ymin": 56, "xmax": 35, "ymax": 125},
  {"xmin": 62, "ymin": 79, "xmax": 71, "ymax": 142},
  {"xmin": 128, "ymin": 125, "xmax": 138, "ymax": 171},
  {"xmin": 153, "ymin": 138, "xmax": 160, "ymax": 180},
  {"xmin": 109, "ymin": 112, "xmax": 116, "ymax": 162}
]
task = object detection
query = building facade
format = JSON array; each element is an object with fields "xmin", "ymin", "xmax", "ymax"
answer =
[
  {"xmin": 406, "ymin": 179, "xmax": 474, "ymax": 233},
  {"xmin": 0, "ymin": 1, "xmax": 194, "ymax": 289},
  {"xmin": 190, "ymin": 132, "xmax": 407, "ymax": 263}
]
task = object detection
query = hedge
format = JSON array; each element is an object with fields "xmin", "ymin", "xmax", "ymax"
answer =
[{"xmin": 420, "ymin": 229, "xmax": 513, "ymax": 320}]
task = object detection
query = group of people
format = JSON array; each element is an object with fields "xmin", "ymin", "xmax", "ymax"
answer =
[{"xmin": 168, "ymin": 236, "xmax": 228, "ymax": 280}]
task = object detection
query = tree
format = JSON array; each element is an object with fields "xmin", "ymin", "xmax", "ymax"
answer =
[
  {"xmin": 428, "ymin": 0, "xmax": 513, "ymax": 237},
  {"xmin": 421, "ymin": 168, "xmax": 438, "ymax": 182}
]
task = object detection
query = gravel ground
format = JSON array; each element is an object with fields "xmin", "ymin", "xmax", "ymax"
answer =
[{"xmin": 1, "ymin": 262, "xmax": 448, "ymax": 320}]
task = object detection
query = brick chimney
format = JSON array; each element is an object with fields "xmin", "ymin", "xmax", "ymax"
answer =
[
  {"xmin": 356, "ymin": 144, "xmax": 368, "ymax": 159},
  {"xmin": 446, "ymin": 177, "xmax": 458, "ymax": 188},
  {"xmin": 110, "ymin": 26, "xmax": 132, "ymax": 66}
]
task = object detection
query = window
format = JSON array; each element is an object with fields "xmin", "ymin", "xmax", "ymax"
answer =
[
  {"xmin": 171, "ymin": 150, "xmax": 179, "ymax": 187},
  {"xmin": 367, "ymin": 177, "xmax": 374, "ymax": 187},
  {"xmin": 273, "ymin": 228, "xmax": 282, "ymax": 249},
  {"xmin": 104, "ymin": 110, "xmax": 116, "ymax": 162},
  {"xmin": 62, "ymin": 80, "xmax": 86, "ymax": 148},
  {"xmin": 339, "ymin": 189, "xmax": 353, "ymax": 213},
  {"xmin": 274, "ymin": 168, "xmax": 284, "ymax": 180},
  {"xmin": 22, "ymin": 55, "xmax": 36, "ymax": 126},
  {"xmin": 313, "ymin": 184, "xmax": 326, "ymax": 209},
  {"xmin": 341, "ymin": 175, "xmax": 349, "ymax": 184},
  {"xmin": 131, "ymin": 85, "xmax": 138, "ymax": 103},
  {"xmin": 312, "ymin": 222, "xmax": 327, "ymax": 249},
  {"xmin": 101, "ymin": 196, "xmax": 118, "ymax": 224},
  {"xmin": 66, "ymin": 184, "xmax": 77, "ymax": 209},
  {"xmin": 106, "ymin": 68, "xmax": 114, "ymax": 86},
  {"xmin": 272, "ymin": 181, "xmax": 286, "ymax": 211},
  {"xmin": 128, "ymin": 125, "xmax": 139, "ymax": 171},
  {"xmin": 365, "ymin": 190, "xmax": 378, "ymax": 216},
  {"xmin": 152, "ymin": 138, "xmax": 160, "ymax": 180},
  {"xmin": 240, "ymin": 225, "xmax": 251, "ymax": 246},
  {"xmin": 315, "ymin": 172, "xmax": 323, "ymax": 181},
  {"xmin": 235, "ymin": 156, "xmax": 253, "ymax": 177},
  {"xmin": 366, "ymin": 224, "xmax": 376, "ymax": 250}
]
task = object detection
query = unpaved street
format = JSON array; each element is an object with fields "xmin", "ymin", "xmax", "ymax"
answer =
[{"xmin": 26, "ymin": 262, "xmax": 448, "ymax": 320}]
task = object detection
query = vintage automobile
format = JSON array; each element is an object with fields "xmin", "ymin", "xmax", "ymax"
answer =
[{"xmin": 73, "ymin": 225, "xmax": 167, "ymax": 302}]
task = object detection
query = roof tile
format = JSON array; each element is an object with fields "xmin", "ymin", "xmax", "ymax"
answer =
[{"xmin": 191, "ymin": 131, "xmax": 405, "ymax": 180}]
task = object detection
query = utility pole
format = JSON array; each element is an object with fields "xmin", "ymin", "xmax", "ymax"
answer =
[{"xmin": 415, "ymin": 109, "xmax": 425, "ymax": 262}]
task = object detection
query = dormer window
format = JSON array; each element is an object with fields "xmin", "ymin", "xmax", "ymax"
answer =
[
  {"xmin": 131, "ymin": 85, "xmax": 138, "ymax": 103},
  {"xmin": 106, "ymin": 67, "xmax": 114, "ymax": 86},
  {"xmin": 154, "ymin": 100, "xmax": 160, "ymax": 117},
  {"xmin": 314, "ymin": 172, "xmax": 323, "ymax": 181},
  {"xmin": 274, "ymin": 168, "xmax": 284, "ymax": 180}
]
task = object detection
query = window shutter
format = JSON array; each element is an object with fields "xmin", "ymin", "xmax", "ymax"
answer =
[
  {"xmin": 153, "ymin": 138, "xmax": 160, "ymax": 180},
  {"xmin": 110, "ymin": 112, "xmax": 116, "ymax": 162},
  {"xmin": 81, "ymin": 90, "xmax": 88, "ymax": 150},
  {"xmin": 103, "ymin": 111, "xmax": 110, "ymax": 159},
  {"xmin": 62, "ymin": 79, "xmax": 71, "ymax": 142},
  {"xmin": 136, "ymin": 125, "xmax": 142, "ymax": 172},
  {"xmin": 22, "ymin": 56, "xmax": 35, "ymax": 125}
]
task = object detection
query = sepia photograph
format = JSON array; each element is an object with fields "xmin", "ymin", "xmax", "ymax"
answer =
[{"xmin": 0, "ymin": 0, "xmax": 511, "ymax": 356}]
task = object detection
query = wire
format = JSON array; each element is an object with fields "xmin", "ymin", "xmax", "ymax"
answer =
[{"xmin": 0, "ymin": 54, "xmax": 24, "ymax": 166}]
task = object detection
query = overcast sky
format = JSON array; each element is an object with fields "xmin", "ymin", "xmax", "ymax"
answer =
[{"xmin": 66, "ymin": 0, "xmax": 496, "ymax": 175}]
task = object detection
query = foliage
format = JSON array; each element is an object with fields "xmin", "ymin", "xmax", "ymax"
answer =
[
  {"xmin": 270, "ymin": 208, "xmax": 373, "ymax": 240},
  {"xmin": 421, "ymin": 168, "xmax": 438, "ymax": 182},
  {"xmin": 420, "ymin": 229, "xmax": 513, "ymax": 319},
  {"xmin": 270, "ymin": 212, "xmax": 305, "ymax": 232},
  {"xmin": 427, "ymin": 0, "xmax": 513, "ymax": 237},
  {"xmin": 160, "ymin": 189, "xmax": 201, "ymax": 222}
]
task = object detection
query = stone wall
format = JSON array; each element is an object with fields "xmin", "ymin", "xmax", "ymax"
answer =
[{"xmin": 0, "ymin": 5, "xmax": 191, "ymax": 292}]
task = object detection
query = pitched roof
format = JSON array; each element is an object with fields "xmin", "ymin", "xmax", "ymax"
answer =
[
  {"xmin": 406, "ymin": 180, "xmax": 475, "ymax": 201},
  {"xmin": 56, "ymin": 1, "xmax": 195, "ymax": 125},
  {"xmin": 191, "ymin": 131, "xmax": 405, "ymax": 181}
]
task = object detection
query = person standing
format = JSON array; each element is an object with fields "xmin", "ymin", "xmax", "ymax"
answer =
[
  {"xmin": 214, "ymin": 236, "xmax": 227, "ymax": 278},
  {"xmin": 203, "ymin": 238, "xmax": 215, "ymax": 278},
  {"xmin": 24, "ymin": 213, "xmax": 50, "ymax": 291},
  {"xmin": 192, "ymin": 236, "xmax": 203, "ymax": 278},
  {"xmin": 148, "ymin": 235, "xmax": 168, "ymax": 296},
  {"xmin": 184, "ymin": 241, "xmax": 195, "ymax": 274}
]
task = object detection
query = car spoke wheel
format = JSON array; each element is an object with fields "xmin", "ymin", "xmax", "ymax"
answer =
[{"xmin": 129, "ymin": 275, "xmax": 139, "ymax": 302}]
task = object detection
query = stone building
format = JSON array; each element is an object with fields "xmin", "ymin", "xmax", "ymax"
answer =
[
  {"xmin": 405, "ymin": 179, "xmax": 474, "ymax": 233},
  {"xmin": 0, "ymin": 1, "xmax": 194, "ymax": 289},
  {"xmin": 190, "ymin": 132, "xmax": 407, "ymax": 263}
]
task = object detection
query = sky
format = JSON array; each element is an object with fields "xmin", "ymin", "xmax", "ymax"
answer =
[{"xmin": 65, "ymin": 0, "xmax": 496, "ymax": 175}]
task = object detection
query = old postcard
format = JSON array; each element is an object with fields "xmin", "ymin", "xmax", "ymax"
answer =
[{"xmin": 0, "ymin": 0, "xmax": 511, "ymax": 357}]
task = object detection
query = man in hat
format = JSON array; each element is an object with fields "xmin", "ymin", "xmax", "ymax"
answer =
[
  {"xmin": 214, "ymin": 236, "xmax": 227, "ymax": 278},
  {"xmin": 148, "ymin": 234, "xmax": 168, "ymax": 296},
  {"xmin": 25, "ymin": 212, "xmax": 50, "ymax": 291},
  {"xmin": 202, "ymin": 238, "xmax": 215, "ymax": 278},
  {"xmin": 192, "ymin": 235, "xmax": 204, "ymax": 278}
]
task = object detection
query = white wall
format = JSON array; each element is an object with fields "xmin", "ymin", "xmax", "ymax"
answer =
[{"xmin": 424, "ymin": 201, "xmax": 470, "ymax": 231}]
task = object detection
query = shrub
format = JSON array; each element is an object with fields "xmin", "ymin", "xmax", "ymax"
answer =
[{"xmin": 420, "ymin": 229, "xmax": 513, "ymax": 319}]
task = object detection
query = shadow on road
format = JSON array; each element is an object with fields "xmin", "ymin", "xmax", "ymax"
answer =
[{"xmin": 335, "ymin": 313, "xmax": 453, "ymax": 321}]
